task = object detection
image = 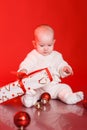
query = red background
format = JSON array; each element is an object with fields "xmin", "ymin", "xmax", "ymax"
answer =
[{"xmin": 0, "ymin": 0, "xmax": 87, "ymax": 93}]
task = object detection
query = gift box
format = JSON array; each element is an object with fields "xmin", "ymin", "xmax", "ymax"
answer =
[{"xmin": 0, "ymin": 68, "xmax": 52, "ymax": 104}]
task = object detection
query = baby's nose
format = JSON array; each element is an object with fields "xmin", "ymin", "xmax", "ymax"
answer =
[{"xmin": 44, "ymin": 46, "xmax": 48, "ymax": 50}]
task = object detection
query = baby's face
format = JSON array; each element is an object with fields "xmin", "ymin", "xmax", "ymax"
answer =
[{"xmin": 34, "ymin": 32, "xmax": 55, "ymax": 56}]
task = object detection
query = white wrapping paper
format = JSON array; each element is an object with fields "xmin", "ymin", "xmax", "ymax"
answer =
[{"xmin": 0, "ymin": 68, "xmax": 52, "ymax": 104}]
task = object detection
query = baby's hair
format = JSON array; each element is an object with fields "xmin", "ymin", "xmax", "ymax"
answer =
[{"xmin": 34, "ymin": 24, "xmax": 54, "ymax": 39}]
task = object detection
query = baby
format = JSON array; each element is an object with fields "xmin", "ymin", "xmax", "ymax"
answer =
[{"xmin": 17, "ymin": 24, "xmax": 84, "ymax": 107}]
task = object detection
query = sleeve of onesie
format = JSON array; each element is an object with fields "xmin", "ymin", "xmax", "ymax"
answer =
[
  {"xmin": 18, "ymin": 50, "xmax": 37, "ymax": 74},
  {"xmin": 56, "ymin": 53, "xmax": 73, "ymax": 78}
]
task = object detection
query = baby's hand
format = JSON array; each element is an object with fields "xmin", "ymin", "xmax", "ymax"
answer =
[
  {"xmin": 63, "ymin": 66, "xmax": 73, "ymax": 76},
  {"xmin": 17, "ymin": 70, "xmax": 27, "ymax": 80}
]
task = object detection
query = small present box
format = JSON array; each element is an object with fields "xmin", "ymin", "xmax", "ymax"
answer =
[{"xmin": 0, "ymin": 68, "xmax": 52, "ymax": 104}]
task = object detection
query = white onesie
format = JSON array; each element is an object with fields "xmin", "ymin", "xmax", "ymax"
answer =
[{"xmin": 18, "ymin": 49, "xmax": 84, "ymax": 107}]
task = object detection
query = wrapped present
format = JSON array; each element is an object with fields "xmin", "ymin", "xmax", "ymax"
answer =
[{"xmin": 0, "ymin": 68, "xmax": 53, "ymax": 104}]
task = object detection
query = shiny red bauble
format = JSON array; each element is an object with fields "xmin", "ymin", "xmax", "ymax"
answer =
[
  {"xmin": 14, "ymin": 111, "xmax": 31, "ymax": 129},
  {"xmin": 41, "ymin": 92, "xmax": 51, "ymax": 101},
  {"xmin": 40, "ymin": 92, "xmax": 51, "ymax": 105},
  {"xmin": 83, "ymin": 99, "xmax": 87, "ymax": 109}
]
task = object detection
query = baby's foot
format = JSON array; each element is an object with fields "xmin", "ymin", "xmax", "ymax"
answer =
[
  {"xmin": 69, "ymin": 91, "xmax": 84, "ymax": 104},
  {"xmin": 75, "ymin": 91, "xmax": 84, "ymax": 102},
  {"xmin": 63, "ymin": 91, "xmax": 84, "ymax": 104}
]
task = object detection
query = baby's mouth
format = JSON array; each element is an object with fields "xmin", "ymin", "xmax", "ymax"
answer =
[
  {"xmin": 43, "ymin": 52, "xmax": 48, "ymax": 54},
  {"xmin": 43, "ymin": 52, "xmax": 49, "ymax": 56}
]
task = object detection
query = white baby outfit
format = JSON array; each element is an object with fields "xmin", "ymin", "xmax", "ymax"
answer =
[{"xmin": 18, "ymin": 49, "xmax": 84, "ymax": 107}]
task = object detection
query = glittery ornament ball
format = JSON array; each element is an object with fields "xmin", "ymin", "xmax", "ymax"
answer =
[
  {"xmin": 14, "ymin": 111, "xmax": 31, "ymax": 128},
  {"xmin": 35, "ymin": 101, "xmax": 42, "ymax": 109}
]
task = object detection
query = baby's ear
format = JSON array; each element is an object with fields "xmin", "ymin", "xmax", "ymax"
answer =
[
  {"xmin": 53, "ymin": 39, "xmax": 56, "ymax": 44},
  {"xmin": 32, "ymin": 40, "xmax": 36, "ymax": 48}
]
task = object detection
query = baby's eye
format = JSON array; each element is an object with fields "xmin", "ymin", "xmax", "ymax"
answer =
[
  {"xmin": 48, "ymin": 44, "xmax": 52, "ymax": 46},
  {"xmin": 40, "ymin": 44, "xmax": 44, "ymax": 47}
]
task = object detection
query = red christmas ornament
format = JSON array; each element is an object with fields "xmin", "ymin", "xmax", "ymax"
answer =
[
  {"xmin": 83, "ymin": 99, "xmax": 87, "ymax": 109},
  {"xmin": 41, "ymin": 92, "xmax": 51, "ymax": 105},
  {"xmin": 14, "ymin": 111, "xmax": 31, "ymax": 129}
]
